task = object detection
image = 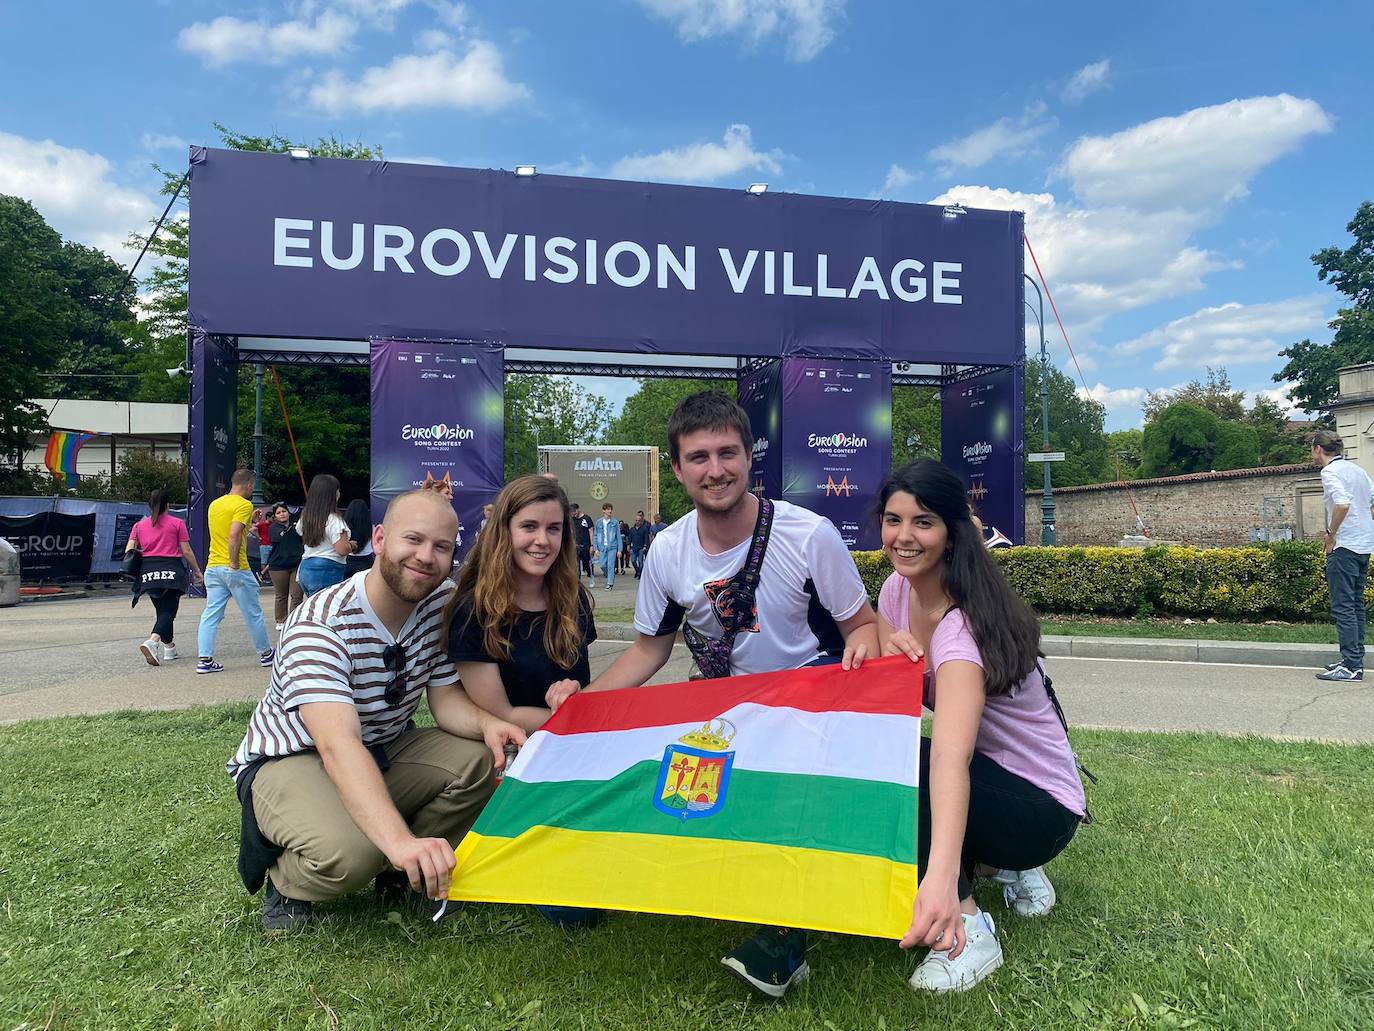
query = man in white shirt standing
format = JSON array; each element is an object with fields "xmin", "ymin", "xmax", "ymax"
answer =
[
  {"xmin": 548, "ymin": 391, "xmax": 878, "ymax": 999},
  {"xmin": 1312, "ymin": 430, "xmax": 1374, "ymax": 681}
]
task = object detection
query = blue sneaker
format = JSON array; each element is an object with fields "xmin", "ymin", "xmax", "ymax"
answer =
[
  {"xmin": 1316, "ymin": 665, "xmax": 1362, "ymax": 681},
  {"xmin": 196, "ymin": 658, "xmax": 224, "ymax": 675},
  {"xmin": 259, "ymin": 647, "xmax": 276, "ymax": 667},
  {"xmin": 536, "ymin": 905, "xmax": 605, "ymax": 930},
  {"xmin": 721, "ymin": 927, "xmax": 810, "ymax": 999}
]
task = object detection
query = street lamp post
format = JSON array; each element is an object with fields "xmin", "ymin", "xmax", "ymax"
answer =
[
  {"xmin": 252, "ymin": 363, "xmax": 265, "ymax": 506},
  {"xmin": 1025, "ymin": 276, "xmax": 1055, "ymax": 545}
]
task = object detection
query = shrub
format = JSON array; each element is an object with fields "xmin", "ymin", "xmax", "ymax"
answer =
[{"xmin": 850, "ymin": 542, "xmax": 1354, "ymax": 622}]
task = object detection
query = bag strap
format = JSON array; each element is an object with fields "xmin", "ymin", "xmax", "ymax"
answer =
[
  {"xmin": 1036, "ymin": 660, "xmax": 1097, "ymax": 824},
  {"xmin": 737, "ymin": 497, "xmax": 775, "ymax": 589}
]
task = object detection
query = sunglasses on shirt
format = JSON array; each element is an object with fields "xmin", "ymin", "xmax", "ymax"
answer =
[{"xmin": 381, "ymin": 643, "xmax": 408, "ymax": 706}]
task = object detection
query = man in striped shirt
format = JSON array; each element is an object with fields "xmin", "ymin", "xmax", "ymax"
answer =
[{"xmin": 229, "ymin": 489, "xmax": 526, "ymax": 932}]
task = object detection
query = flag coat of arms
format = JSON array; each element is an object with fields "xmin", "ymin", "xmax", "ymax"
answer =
[{"xmin": 449, "ymin": 654, "xmax": 923, "ymax": 939}]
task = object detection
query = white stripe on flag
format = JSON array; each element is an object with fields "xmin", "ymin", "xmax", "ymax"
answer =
[{"xmin": 509, "ymin": 703, "xmax": 919, "ymax": 788}]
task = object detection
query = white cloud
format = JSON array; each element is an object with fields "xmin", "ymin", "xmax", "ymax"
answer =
[
  {"xmin": 928, "ymin": 104, "xmax": 1055, "ymax": 174},
  {"xmin": 873, "ymin": 163, "xmax": 913, "ymax": 197},
  {"xmin": 544, "ymin": 156, "xmax": 598, "ymax": 176},
  {"xmin": 636, "ymin": 0, "xmax": 845, "ymax": 61},
  {"xmin": 141, "ymin": 132, "xmax": 189, "ymax": 152},
  {"xmin": 309, "ymin": 39, "xmax": 530, "ymax": 113},
  {"xmin": 415, "ymin": 28, "xmax": 454, "ymax": 51},
  {"xmin": 0, "ymin": 132, "xmax": 156, "ymax": 265},
  {"xmin": 1079, "ymin": 383, "xmax": 1148, "ymax": 423},
  {"xmin": 611, "ymin": 123, "xmax": 783, "ymax": 184},
  {"xmin": 1113, "ymin": 295, "xmax": 1332, "ymax": 372},
  {"xmin": 178, "ymin": 11, "xmax": 356, "ymax": 67},
  {"xmin": 1062, "ymin": 59, "xmax": 1110, "ymax": 103},
  {"xmin": 930, "ymin": 184, "xmax": 1232, "ymax": 333},
  {"xmin": 1061, "ymin": 93, "xmax": 1332, "ymax": 211}
]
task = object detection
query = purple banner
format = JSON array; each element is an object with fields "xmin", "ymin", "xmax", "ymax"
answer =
[
  {"xmin": 187, "ymin": 329, "xmax": 237, "ymax": 583},
  {"xmin": 941, "ymin": 366, "xmax": 1025, "ymax": 546},
  {"xmin": 188, "ymin": 148, "xmax": 1023, "ymax": 366},
  {"xmin": 779, "ymin": 358, "xmax": 892, "ymax": 550},
  {"xmin": 738, "ymin": 361, "xmax": 782, "ymax": 501},
  {"xmin": 369, "ymin": 340, "xmax": 504, "ymax": 562}
]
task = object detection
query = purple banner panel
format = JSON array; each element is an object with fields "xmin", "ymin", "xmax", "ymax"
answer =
[
  {"xmin": 779, "ymin": 358, "xmax": 892, "ymax": 550},
  {"xmin": 738, "ymin": 361, "xmax": 782, "ymax": 501},
  {"xmin": 369, "ymin": 340, "xmax": 504, "ymax": 563},
  {"xmin": 188, "ymin": 148, "xmax": 1023, "ymax": 366},
  {"xmin": 187, "ymin": 329, "xmax": 238, "ymax": 586},
  {"xmin": 941, "ymin": 366, "xmax": 1025, "ymax": 546}
]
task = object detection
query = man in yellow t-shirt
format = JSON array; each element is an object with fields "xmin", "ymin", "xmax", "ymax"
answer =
[{"xmin": 197, "ymin": 468, "xmax": 274, "ymax": 674}]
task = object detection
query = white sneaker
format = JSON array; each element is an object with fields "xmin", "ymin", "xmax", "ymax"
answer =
[
  {"xmin": 162, "ymin": 644, "xmax": 179, "ymax": 662},
  {"xmin": 275, "ymin": 622, "xmax": 284, "ymax": 632},
  {"xmin": 993, "ymin": 866, "xmax": 1056, "ymax": 917},
  {"xmin": 908, "ymin": 911, "xmax": 1003, "ymax": 993},
  {"xmin": 139, "ymin": 639, "xmax": 163, "ymax": 667}
]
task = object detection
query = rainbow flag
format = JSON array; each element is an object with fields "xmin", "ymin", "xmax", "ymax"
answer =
[
  {"xmin": 44, "ymin": 430, "xmax": 99, "ymax": 488},
  {"xmin": 449, "ymin": 655, "xmax": 923, "ymax": 938}
]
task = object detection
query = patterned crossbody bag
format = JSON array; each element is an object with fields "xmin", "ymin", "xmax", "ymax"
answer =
[{"xmin": 680, "ymin": 498, "xmax": 775, "ymax": 680}]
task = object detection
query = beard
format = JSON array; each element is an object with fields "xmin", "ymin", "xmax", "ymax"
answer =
[{"xmin": 377, "ymin": 551, "xmax": 445, "ymax": 603}]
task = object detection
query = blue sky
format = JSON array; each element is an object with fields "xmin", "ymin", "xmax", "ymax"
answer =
[{"xmin": 4, "ymin": 0, "xmax": 1371, "ymax": 429}]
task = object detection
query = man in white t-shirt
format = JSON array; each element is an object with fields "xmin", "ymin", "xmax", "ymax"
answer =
[
  {"xmin": 1312, "ymin": 430, "xmax": 1374, "ymax": 681},
  {"xmin": 547, "ymin": 390, "xmax": 878, "ymax": 1000}
]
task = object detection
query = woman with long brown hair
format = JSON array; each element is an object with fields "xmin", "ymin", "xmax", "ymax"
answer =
[
  {"xmin": 295, "ymin": 473, "xmax": 351, "ymax": 596},
  {"xmin": 444, "ymin": 475, "xmax": 596, "ymax": 734}
]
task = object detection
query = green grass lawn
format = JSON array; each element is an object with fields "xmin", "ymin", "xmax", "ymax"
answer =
[{"xmin": 3, "ymin": 707, "xmax": 1372, "ymax": 1029}]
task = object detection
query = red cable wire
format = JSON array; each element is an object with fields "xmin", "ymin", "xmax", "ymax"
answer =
[{"xmin": 1024, "ymin": 232, "xmax": 1147, "ymax": 534}]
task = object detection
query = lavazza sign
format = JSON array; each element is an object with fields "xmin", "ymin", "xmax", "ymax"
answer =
[{"xmin": 273, "ymin": 221, "xmax": 967, "ymax": 305}]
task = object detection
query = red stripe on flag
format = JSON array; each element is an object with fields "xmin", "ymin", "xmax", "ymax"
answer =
[{"xmin": 545, "ymin": 653, "xmax": 924, "ymax": 736}]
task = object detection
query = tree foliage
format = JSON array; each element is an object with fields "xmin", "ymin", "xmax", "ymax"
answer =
[
  {"xmin": 892, "ymin": 386, "xmax": 940, "ymax": 467},
  {"xmin": 1139, "ymin": 401, "xmax": 1260, "ymax": 477},
  {"xmin": 0, "ymin": 196, "xmax": 136, "ymax": 462},
  {"xmin": 505, "ymin": 375, "xmax": 614, "ymax": 484},
  {"xmin": 1143, "ymin": 367, "xmax": 1246, "ymax": 423},
  {"xmin": 1105, "ymin": 428, "xmax": 1145, "ymax": 479},
  {"xmin": 1274, "ymin": 201, "xmax": 1374, "ymax": 412},
  {"xmin": 603, "ymin": 378, "xmax": 733, "ymax": 520},
  {"xmin": 1023, "ymin": 359, "xmax": 1112, "ymax": 487}
]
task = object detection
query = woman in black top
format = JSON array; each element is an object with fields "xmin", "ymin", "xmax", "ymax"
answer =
[
  {"xmin": 265, "ymin": 503, "xmax": 304, "ymax": 630},
  {"xmin": 445, "ymin": 475, "xmax": 596, "ymax": 733},
  {"xmin": 343, "ymin": 498, "xmax": 374, "ymax": 576}
]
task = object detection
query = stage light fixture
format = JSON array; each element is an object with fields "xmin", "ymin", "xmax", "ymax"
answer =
[
  {"xmin": 746, "ymin": 183, "xmax": 769, "ymax": 195},
  {"xmin": 943, "ymin": 203, "xmax": 966, "ymax": 217},
  {"xmin": 515, "ymin": 165, "xmax": 537, "ymax": 177},
  {"xmin": 166, "ymin": 365, "xmax": 190, "ymax": 379},
  {"xmin": 288, "ymin": 147, "xmax": 312, "ymax": 160}
]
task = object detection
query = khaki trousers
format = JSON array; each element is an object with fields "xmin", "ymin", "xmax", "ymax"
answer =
[
  {"xmin": 268, "ymin": 567, "xmax": 303, "ymax": 625},
  {"xmin": 252, "ymin": 727, "xmax": 495, "ymax": 902}
]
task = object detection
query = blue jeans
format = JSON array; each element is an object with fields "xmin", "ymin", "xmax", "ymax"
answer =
[
  {"xmin": 298, "ymin": 557, "xmax": 349, "ymax": 596},
  {"xmin": 1327, "ymin": 547, "xmax": 1369, "ymax": 670},
  {"xmin": 197, "ymin": 566, "xmax": 269, "ymax": 658},
  {"xmin": 598, "ymin": 549, "xmax": 616, "ymax": 587}
]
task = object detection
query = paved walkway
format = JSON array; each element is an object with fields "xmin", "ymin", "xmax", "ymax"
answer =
[{"xmin": 1, "ymin": 591, "xmax": 1371, "ymax": 742}]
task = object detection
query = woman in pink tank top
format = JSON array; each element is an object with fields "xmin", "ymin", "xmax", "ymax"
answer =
[{"xmin": 873, "ymin": 460, "xmax": 1086, "ymax": 995}]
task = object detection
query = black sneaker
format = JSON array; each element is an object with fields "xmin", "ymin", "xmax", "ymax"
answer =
[
  {"xmin": 720, "ymin": 927, "xmax": 810, "ymax": 999},
  {"xmin": 262, "ymin": 880, "xmax": 312, "ymax": 933},
  {"xmin": 375, "ymin": 870, "xmax": 462, "ymax": 923}
]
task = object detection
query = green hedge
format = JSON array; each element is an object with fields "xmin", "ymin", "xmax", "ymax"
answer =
[{"xmin": 853, "ymin": 541, "xmax": 1358, "ymax": 621}]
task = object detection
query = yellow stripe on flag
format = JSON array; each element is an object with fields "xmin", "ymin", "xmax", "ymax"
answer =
[{"xmin": 451, "ymin": 827, "xmax": 918, "ymax": 940}]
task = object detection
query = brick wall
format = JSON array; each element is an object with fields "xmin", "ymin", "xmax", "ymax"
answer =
[{"xmin": 1023, "ymin": 464, "xmax": 1325, "ymax": 547}]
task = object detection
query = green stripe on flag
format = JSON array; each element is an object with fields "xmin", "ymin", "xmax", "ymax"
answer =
[{"xmin": 477, "ymin": 761, "xmax": 915, "ymax": 863}]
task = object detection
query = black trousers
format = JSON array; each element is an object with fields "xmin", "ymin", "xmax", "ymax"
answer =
[
  {"xmin": 149, "ymin": 590, "xmax": 182, "ymax": 643},
  {"xmin": 577, "ymin": 546, "xmax": 592, "ymax": 577},
  {"xmin": 917, "ymin": 737, "xmax": 1081, "ymax": 900}
]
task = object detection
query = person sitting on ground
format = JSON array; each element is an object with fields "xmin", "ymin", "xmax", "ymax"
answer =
[
  {"xmin": 127, "ymin": 488, "xmax": 202, "ymax": 666},
  {"xmin": 445, "ymin": 475, "xmax": 596, "ymax": 736},
  {"xmin": 874, "ymin": 459, "xmax": 1087, "ymax": 993},
  {"xmin": 295, "ymin": 474, "xmax": 351, "ymax": 596},
  {"xmin": 227, "ymin": 488, "xmax": 526, "ymax": 932}
]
